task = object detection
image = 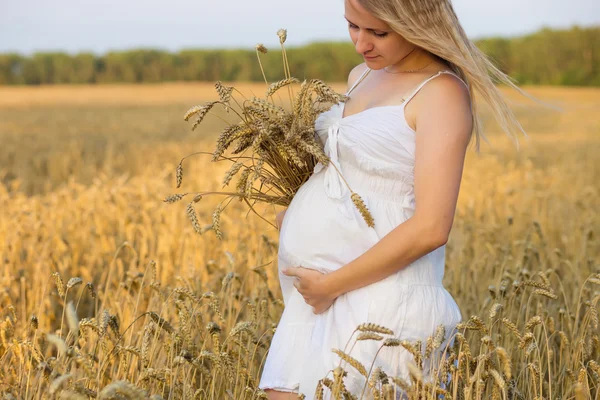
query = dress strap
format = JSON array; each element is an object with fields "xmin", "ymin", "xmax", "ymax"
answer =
[
  {"xmin": 402, "ymin": 70, "xmax": 469, "ymax": 105},
  {"xmin": 345, "ymin": 67, "xmax": 372, "ymax": 96}
]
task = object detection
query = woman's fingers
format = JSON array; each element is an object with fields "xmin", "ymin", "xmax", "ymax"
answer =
[
  {"xmin": 293, "ymin": 280, "xmax": 304, "ymax": 294},
  {"xmin": 292, "ymin": 280, "xmax": 312, "ymax": 302}
]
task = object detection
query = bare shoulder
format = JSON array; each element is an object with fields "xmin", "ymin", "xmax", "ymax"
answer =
[
  {"xmin": 410, "ymin": 71, "xmax": 472, "ymax": 133},
  {"xmin": 418, "ymin": 72, "xmax": 471, "ymax": 112},
  {"xmin": 346, "ymin": 63, "xmax": 369, "ymax": 91}
]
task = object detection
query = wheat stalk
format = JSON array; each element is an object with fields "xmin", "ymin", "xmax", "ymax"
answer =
[
  {"xmin": 170, "ymin": 30, "xmax": 374, "ymax": 237},
  {"xmin": 356, "ymin": 323, "xmax": 394, "ymax": 335},
  {"xmin": 332, "ymin": 348, "xmax": 368, "ymax": 378}
]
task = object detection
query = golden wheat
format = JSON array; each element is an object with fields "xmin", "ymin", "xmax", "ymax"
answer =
[{"xmin": 0, "ymin": 82, "xmax": 598, "ymax": 398}]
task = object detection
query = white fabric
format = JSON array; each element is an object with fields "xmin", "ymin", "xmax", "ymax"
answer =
[{"xmin": 258, "ymin": 69, "xmax": 465, "ymax": 399}]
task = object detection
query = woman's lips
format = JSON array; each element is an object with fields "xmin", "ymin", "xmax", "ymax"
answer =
[{"xmin": 364, "ymin": 55, "xmax": 379, "ymax": 60}]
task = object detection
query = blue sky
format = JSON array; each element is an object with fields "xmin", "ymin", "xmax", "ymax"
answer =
[{"xmin": 1, "ymin": 0, "xmax": 598, "ymax": 55}]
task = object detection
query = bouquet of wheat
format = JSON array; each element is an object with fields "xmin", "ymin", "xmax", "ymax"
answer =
[{"xmin": 164, "ymin": 29, "xmax": 374, "ymax": 239}]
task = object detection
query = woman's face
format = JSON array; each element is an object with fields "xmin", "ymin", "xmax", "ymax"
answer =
[{"xmin": 344, "ymin": 0, "xmax": 414, "ymax": 70}]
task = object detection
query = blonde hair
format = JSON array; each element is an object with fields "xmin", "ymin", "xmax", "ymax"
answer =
[{"xmin": 357, "ymin": 0, "xmax": 532, "ymax": 152}]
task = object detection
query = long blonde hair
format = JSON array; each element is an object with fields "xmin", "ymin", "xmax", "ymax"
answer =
[{"xmin": 358, "ymin": 0, "xmax": 531, "ymax": 152}]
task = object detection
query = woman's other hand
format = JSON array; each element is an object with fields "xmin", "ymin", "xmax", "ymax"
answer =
[{"xmin": 281, "ymin": 266, "xmax": 336, "ymax": 314}]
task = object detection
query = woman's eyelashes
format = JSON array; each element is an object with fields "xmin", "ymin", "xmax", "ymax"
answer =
[
  {"xmin": 348, "ymin": 22, "xmax": 360, "ymax": 31},
  {"xmin": 348, "ymin": 23, "xmax": 389, "ymax": 38}
]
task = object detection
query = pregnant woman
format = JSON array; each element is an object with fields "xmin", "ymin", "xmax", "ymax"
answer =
[{"xmin": 259, "ymin": 0, "xmax": 525, "ymax": 398}]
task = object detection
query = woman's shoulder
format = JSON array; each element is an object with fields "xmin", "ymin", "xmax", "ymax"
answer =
[
  {"xmin": 405, "ymin": 69, "xmax": 472, "ymax": 132},
  {"xmin": 346, "ymin": 63, "xmax": 369, "ymax": 92},
  {"xmin": 414, "ymin": 70, "xmax": 471, "ymax": 109}
]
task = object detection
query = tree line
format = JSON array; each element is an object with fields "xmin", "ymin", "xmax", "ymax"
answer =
[{"xmin": 0, "ymin": 25, "xmax": 597, "ymax": 86}]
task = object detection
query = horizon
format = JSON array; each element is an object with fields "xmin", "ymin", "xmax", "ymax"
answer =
[
  {"xmin": 1, "ymin": 0, "xmax": 599, "ymax": 56},
  {"xmin": 1, "ymin": 24, "xmax": 597, "ymax": 57}
]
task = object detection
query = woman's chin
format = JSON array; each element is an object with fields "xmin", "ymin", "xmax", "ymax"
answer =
[{"xmin": 363, "ymin": 56, "xmax": 385, "ymax": 68}]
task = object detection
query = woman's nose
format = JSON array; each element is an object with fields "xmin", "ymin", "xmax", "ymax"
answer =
[{"xmin": 354, "ymin": 31, "xmax": 373, "ymax": 54}]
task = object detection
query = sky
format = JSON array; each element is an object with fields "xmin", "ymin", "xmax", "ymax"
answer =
[{"xmin": 0, "ymin": 0, "xmax": 598, "ymax": 55}]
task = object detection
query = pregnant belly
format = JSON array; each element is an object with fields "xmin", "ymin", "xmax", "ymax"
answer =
[{"xmin": 278, "ymin": 173, "xmax": 379, "ymax": 273}]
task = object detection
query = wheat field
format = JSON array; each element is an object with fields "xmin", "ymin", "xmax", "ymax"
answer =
[{"xmin": 0, "ymin": 82, "xmax": 598, "ymax": 399}]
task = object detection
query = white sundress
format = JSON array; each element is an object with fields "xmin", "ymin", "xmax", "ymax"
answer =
[{"xmin": 258, "ymin": 68, "xmax": 466, "ymax": 399}]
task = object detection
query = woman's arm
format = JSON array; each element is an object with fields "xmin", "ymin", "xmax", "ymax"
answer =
[
  {"xmin": 324, "ymin": 74, "xmax": 473, "ymax": 298},
  {"xmin": 275, "ymin": 208, "xmax": 287, "ymax": 231}
]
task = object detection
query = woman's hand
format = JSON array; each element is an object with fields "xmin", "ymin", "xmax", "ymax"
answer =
[
  {"xmin": 281, "ymin": 266, "xmax": 337, "ymax": 314},
  {"xmin": 275, "ymin": 208, "xmax": 287, "ymax": 231}
]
